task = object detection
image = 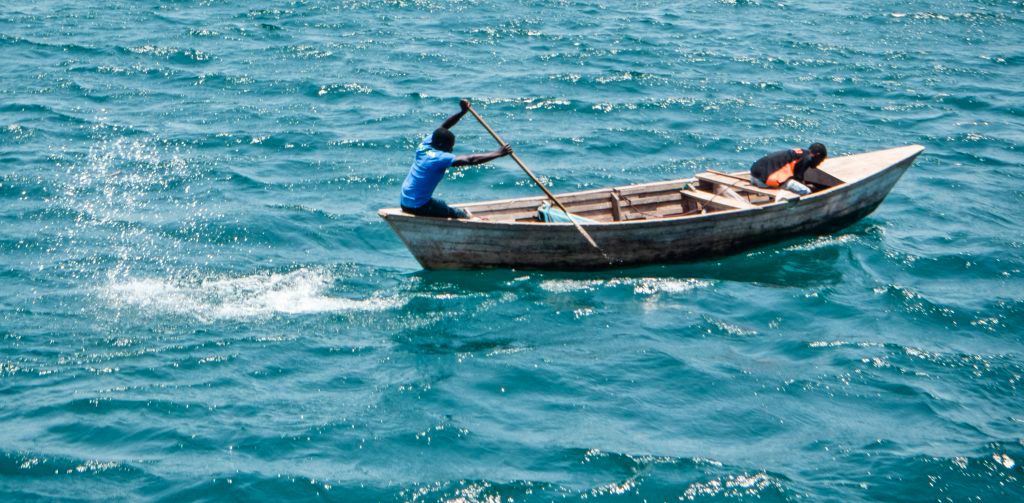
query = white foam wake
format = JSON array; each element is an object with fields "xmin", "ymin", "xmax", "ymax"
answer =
[
  {"xmin": 539, "ymin": 277, "xmax": 712, "ymax": 295},
  {"xmin": 101, "ymin": 268, "xmax": 403, "ymax": 321}
]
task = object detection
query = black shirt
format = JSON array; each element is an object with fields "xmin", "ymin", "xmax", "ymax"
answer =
[{"xmin": 750, "ymin": 149, "xmax": 815, "ymax": 184}]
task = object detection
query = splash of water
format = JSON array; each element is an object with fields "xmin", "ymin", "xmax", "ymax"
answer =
[{"xmin": 101, "ymin": 267, "xmax": 404, "ymax": 321}]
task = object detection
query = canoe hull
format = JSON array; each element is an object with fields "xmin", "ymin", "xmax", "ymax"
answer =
[{"xmin": 381, "ymin": 146, "xmax": 921, "ymax": 270}]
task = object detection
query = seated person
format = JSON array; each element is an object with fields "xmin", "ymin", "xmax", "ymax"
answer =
[
  {"xmin": 400, "ymin": 99, "xmax": 512, "ymax": 219},
  {"xmin": 749, "ymin": 143, "xmax": 827, "ymax": 196}
]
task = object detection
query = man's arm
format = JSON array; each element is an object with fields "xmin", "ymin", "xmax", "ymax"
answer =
[
  {"xmin": 441, "ymin": 99, "xmax": 472, "ymax": 130},
  {"xmin": 451, "ymin": 144, "xmax": 513, "ymax": 167}
]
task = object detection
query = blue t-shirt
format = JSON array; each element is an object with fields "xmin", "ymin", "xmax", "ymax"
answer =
[{"xmin": 400, "ymin": 136, "xmax": 456, "ymax": 208}]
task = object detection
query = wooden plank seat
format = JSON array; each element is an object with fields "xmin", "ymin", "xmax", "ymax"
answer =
[
  {"xmin": 680, "ymin": 188, "xmax": 759, "ymax": 211},
  {"xmin": 695, "ymin": 171, "xmax": 783, "ymax": 199}
]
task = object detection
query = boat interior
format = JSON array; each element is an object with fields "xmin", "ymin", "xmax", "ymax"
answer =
[{"xmin": 460, "ymin": 168, "xmax": 845, "ymax": 223}]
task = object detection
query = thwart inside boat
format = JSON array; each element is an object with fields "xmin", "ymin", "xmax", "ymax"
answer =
[{"xmin": 458, "ymin": 168, "xmax": 845, "ymax": 223}]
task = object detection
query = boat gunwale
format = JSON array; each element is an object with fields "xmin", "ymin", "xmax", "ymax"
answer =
[{"xmin": 378, "ymin": 145, "xmax": 923, "ymax": 230}]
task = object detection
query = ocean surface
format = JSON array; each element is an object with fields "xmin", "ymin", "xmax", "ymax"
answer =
[{"xmin": 2, "ymin": 1, "xmax": 1023, "ymax": 501}]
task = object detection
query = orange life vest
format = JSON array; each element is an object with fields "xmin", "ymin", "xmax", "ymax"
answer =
[{"xmin": 765, "ymin": 149, "xmax": 803, "ymax": 187}]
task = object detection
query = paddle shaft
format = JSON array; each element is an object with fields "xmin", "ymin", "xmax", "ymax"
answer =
[{"xmin": 465, "ymin": 106, "xmax": 601, "ymax": 250}]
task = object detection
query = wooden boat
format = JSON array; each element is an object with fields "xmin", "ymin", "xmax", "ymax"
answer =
[{"xmin": 379, "ymin": 145, "xmax": 924, "ymax": 270}]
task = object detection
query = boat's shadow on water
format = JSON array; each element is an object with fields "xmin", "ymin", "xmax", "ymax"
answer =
[{"xmin": 388, "ymin": 230, "xmax": 865, "ymax": 358}]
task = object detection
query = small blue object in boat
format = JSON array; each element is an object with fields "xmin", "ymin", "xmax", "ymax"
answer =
[{"xmin": 536, "ymin": 201, "xmax": 598, "ymax": 224}]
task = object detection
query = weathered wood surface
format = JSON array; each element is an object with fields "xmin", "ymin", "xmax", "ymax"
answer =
[
  {"xmin": 681, "ymin": 188, "xmax": 759, "ymax": 211},
  {"xmin": 379, "ymin": 145, "xmax": 924, "ymax": 270},
  {"xmin": 696, "ymin": 171, "xmax": 781, "ymax": 198}
]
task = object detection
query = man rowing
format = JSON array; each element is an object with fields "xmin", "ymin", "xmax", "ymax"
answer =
[
  {"xmin": 400, "ymin": 99, "xmax": 512, "ymax": 219},
  {"xmin": 749, "ymin": 143, "xmax": 828, "ymax": 196}
]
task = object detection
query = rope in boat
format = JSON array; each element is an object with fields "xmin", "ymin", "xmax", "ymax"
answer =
[
  {"xmin": 619, "ymin": 193, "xmax": 660, "ymax": 219},
  {"xmin": 693, "ymin": 175, "xmax": 755, "ymax": 212}
]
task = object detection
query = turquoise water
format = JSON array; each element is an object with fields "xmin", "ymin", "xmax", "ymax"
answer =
[{"xmin": 2, "ymin": 1, "xmax": 1023, "ymax": 500}]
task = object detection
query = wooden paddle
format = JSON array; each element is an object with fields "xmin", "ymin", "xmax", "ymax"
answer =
[{"xmin": 465, "ymin": 105, "xmax": 602, "ymax": 251}]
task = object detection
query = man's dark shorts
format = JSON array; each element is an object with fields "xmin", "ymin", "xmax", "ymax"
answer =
[{"xmin": 401, "ymin": 198, "xmax": 469, "ymax": 219}]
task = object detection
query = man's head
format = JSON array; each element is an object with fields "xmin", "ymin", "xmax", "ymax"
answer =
[
  {"xmin": 808, "ymin": 143, "xmax": 827, "ymax": 167},
  {"xmin": 432, "ymin": 127, "xmax": 456, "ymax": 153}
]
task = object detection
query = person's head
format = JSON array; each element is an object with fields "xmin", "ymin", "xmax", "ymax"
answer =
[
  {"xmin": 432, "ymin": 127, "xmax": 456, "ymax": 153},
  {"xmin": 808, "ymin": 143, "xmax": 827, "ymax": 167}
]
